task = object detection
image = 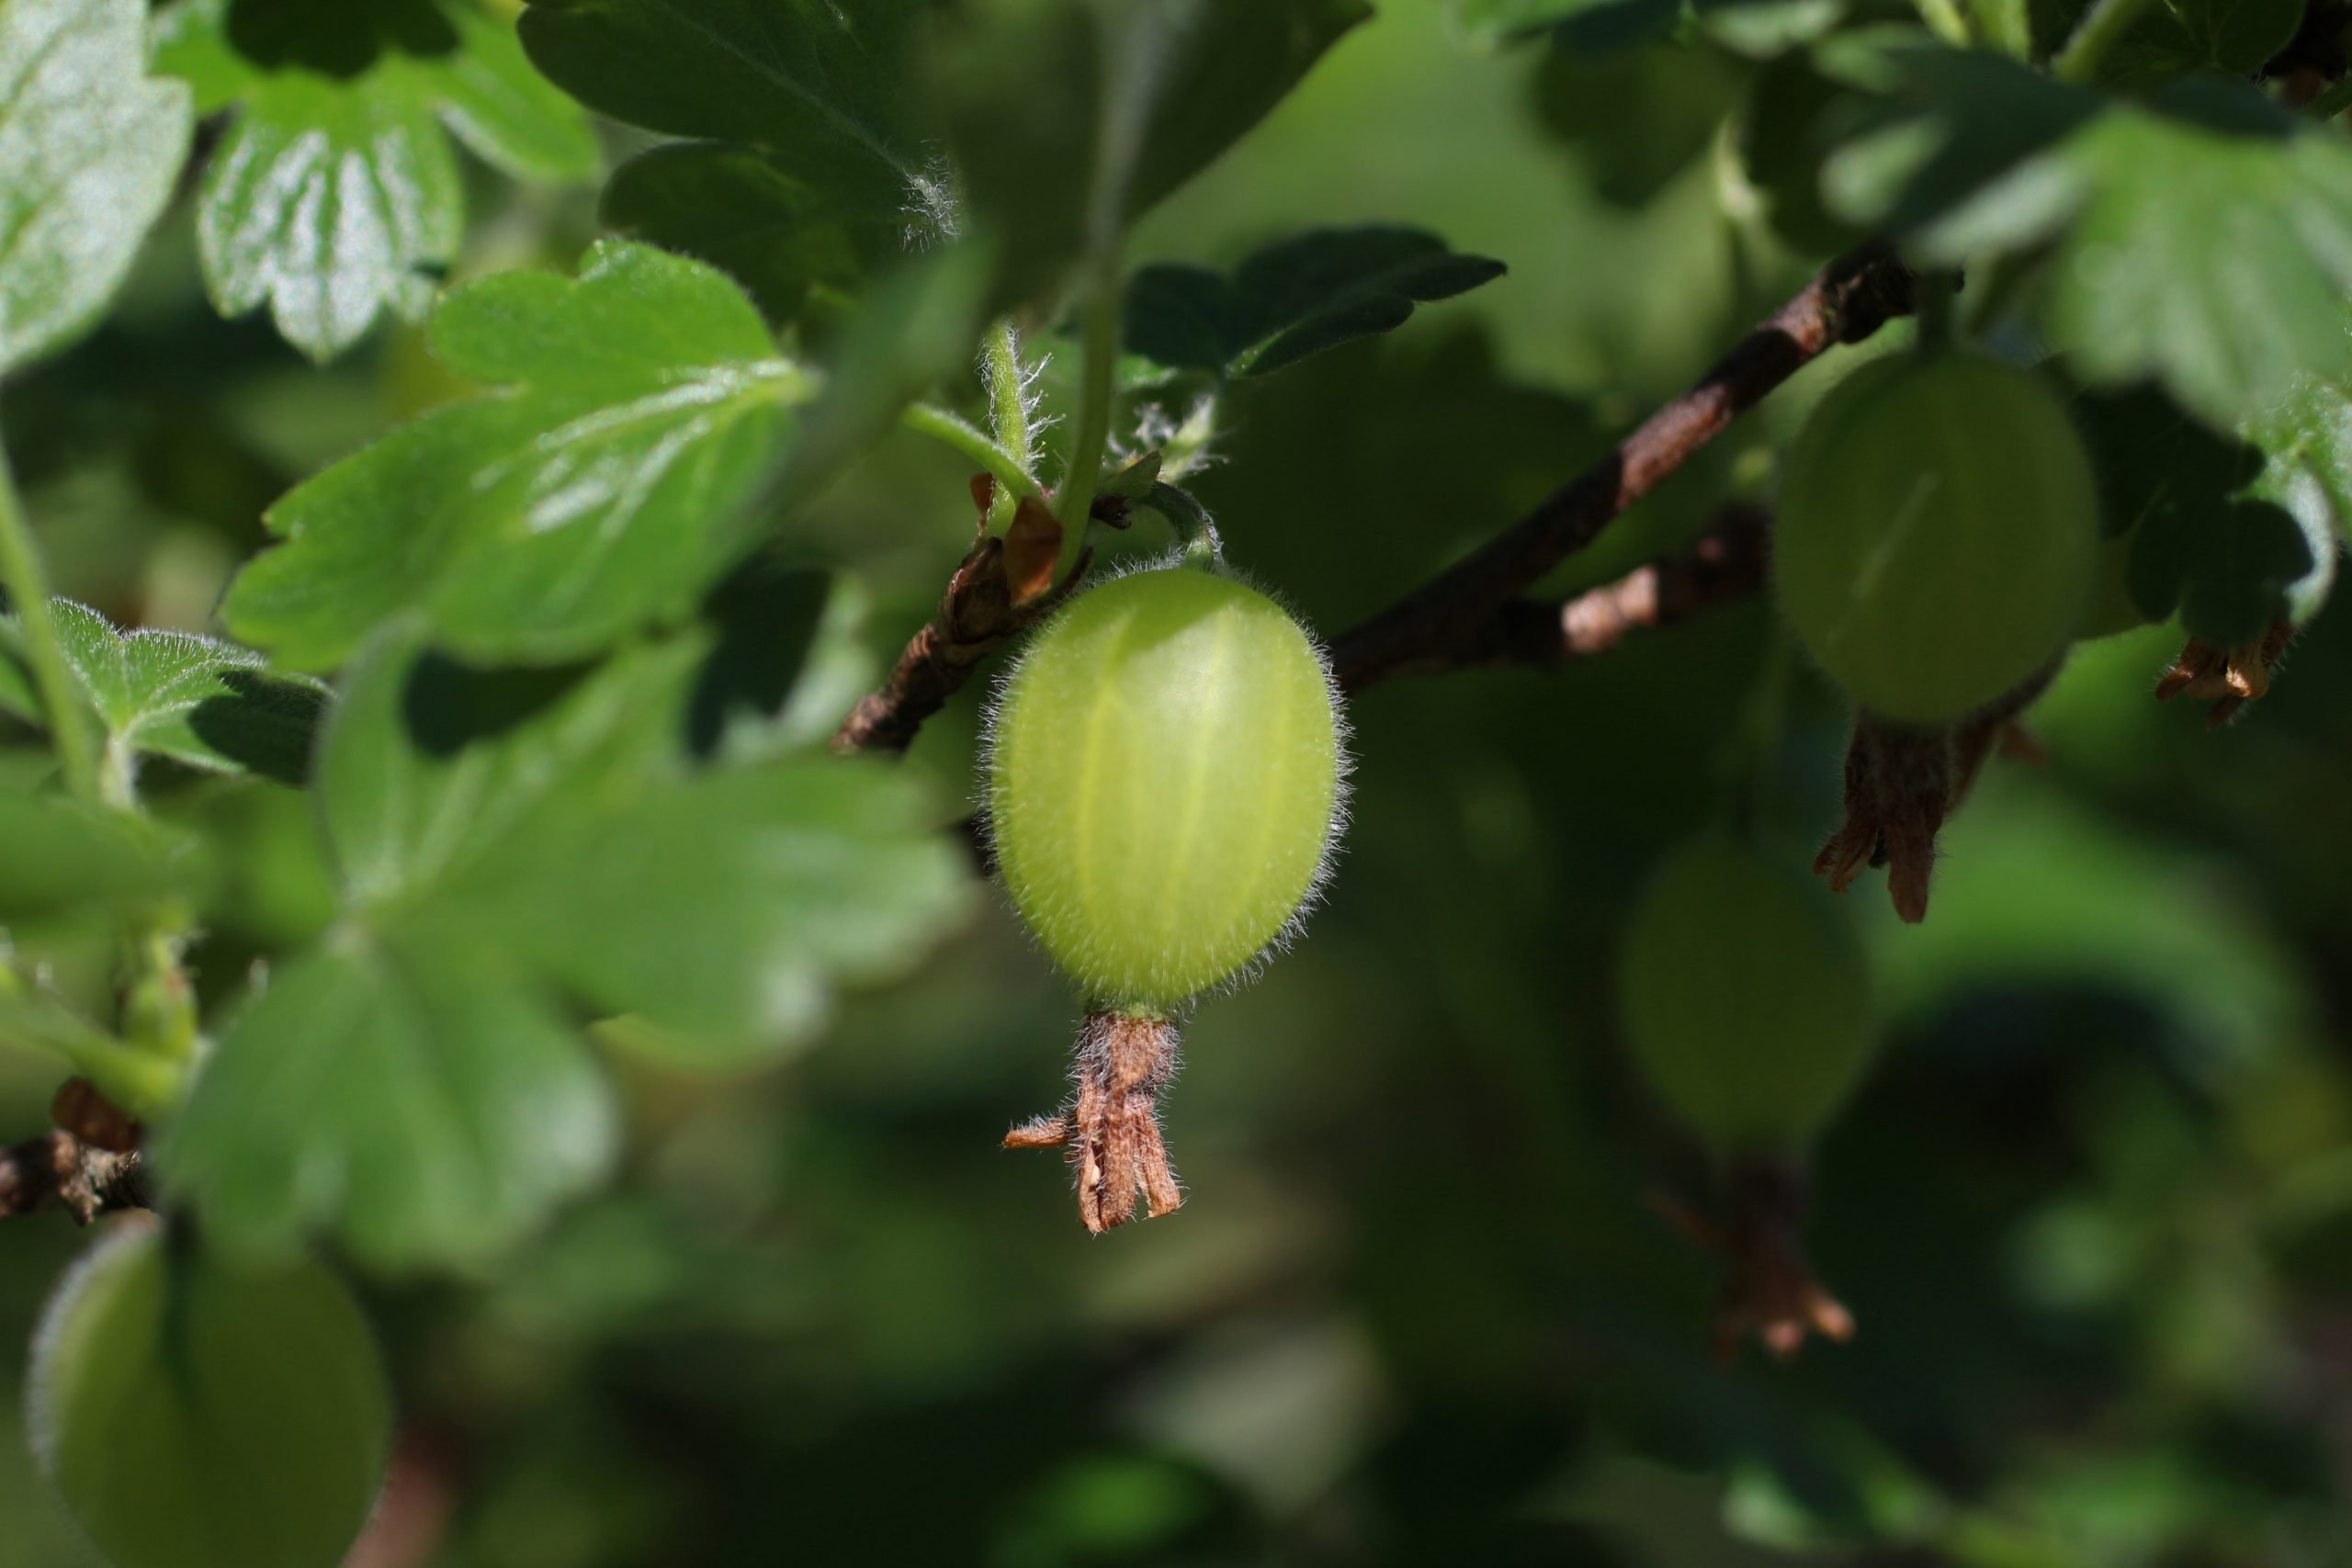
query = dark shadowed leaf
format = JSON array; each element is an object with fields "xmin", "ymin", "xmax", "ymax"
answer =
[
  {"xmin": 927, "ymin": 0, "xmax": 1370, "ymax": 310},
  {"xmin": 1125, "ymin": 227, "xmax": 1506, "ymax": 378}
]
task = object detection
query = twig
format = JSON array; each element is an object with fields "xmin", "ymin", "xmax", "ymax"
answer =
[
  {"xmin": 1329, "ymin": 244, "xmax": 1915, "ymax": 694},
  {"xmin": 1437, "ymin": 506, "xmax": 1770, "ymax": 676},
  {"xmin": 831, "ymin": 490, "xmax": 1077, "ymax": 756},
  {"xmin": 840, "ymin": 247, "xmax": 1905, "ymax": 756}
]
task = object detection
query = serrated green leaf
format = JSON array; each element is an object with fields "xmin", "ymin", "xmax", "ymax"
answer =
[
  {"xmin": 8, "ymin": 601, "xmax": 330, "ymax": 785},
  {"xmin": 162, "ymin": 925, "xmax": 616, "ymax": 1273},
  {"xmin": 224, "ymin": 240, "xmax": 803, "ymax": 668},
  {"xmin": 1125, "ymin": 227, "xmax": 1506, "ymax": 379},
  {"xmin": 927, "ymin": 0, "xmax": 1370, "ymax": 310},
  {"xmin": 160, "ymin": 0, "xmax": 598, "ymax": 362},
  {"xmin": 0, "ymin": 0, "xmax": 195, "ymax": 376},
  {"xmin": 1821, "ymin": 53, "xmax": 2352, "ymax": 429}
]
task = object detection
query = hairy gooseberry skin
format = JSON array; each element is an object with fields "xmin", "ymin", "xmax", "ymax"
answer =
[
  {"xmin": 989, "ymin": 564, "xmax": 1342, "ymax": 1013},
  {"xmin": 29, "ymin": 1224, "xmax": 390, "ymax": 1568},
  {"xmin": 1620, "ymin": 837, "xmax": 1875, "ymax": 1155},
  {"xmin": 1775, "ymin": 354, "xmax": 2098, "ymax": 723}
]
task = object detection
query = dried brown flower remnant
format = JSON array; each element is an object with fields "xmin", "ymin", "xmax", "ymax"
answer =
[
  {"xmin": 1815, "ymin": 667, "xmax": 2055, "ymax": 922},
  {"xmin": 1004, "ymin": 1010, "xmax": 1183, "ymax": 1233},
  {"xmin": 2157, "ymin": 618, "xmax": 2293, "ymax": 728},
  {"xmin": 1654, "ymin": 1159, "xmax": 1854, "ymax": 1362}
]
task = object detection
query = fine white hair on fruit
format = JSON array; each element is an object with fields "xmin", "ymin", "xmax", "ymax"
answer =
[{"xmin": 977, "ymin": 547, "xmax": 1354, "ymax": 1013}]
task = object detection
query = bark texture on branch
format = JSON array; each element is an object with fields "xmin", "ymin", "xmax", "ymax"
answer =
[
  {"xmin": 1330, "ymin": 245, "xmax": 1915, "ymax": 694},
  {"xmin": 1444, "ymin": 506, "xmax": 1770, "ymax": 675},
  {"xmin": 832, "ymin": 491, "xmax": 1069, "ymax": 756}
]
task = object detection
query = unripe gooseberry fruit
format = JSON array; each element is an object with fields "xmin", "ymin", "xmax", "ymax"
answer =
[
  {"xmin": 988, "ymin": 562, "xmax": 1344, "ymax": 1014},
  {"xmin": 29, "ymin": 1223, "xmax": 390, "ymax": 1568},
  {"xmin": 1774, "ymin": 353, "xmax": 2098, "ymax": 724},
  {"xmin": 1620, "ymin": 836, "xmax": 1876, "ymax": 1156}
]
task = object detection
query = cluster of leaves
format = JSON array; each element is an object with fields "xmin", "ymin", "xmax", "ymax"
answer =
[{"xmin": 0, "ymin": 0, "xmax": 1512, "ymax": 1301}]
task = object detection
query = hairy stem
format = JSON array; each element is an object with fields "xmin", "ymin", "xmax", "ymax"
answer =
[
  {"xmin": 2052, "ymin": 0, "xmax": 2158, "ymax": 81},
  {"xmin": 0, "ymin": 440, "xmax": 97, "ymax": 800},
  {"xmin": 981, "ymin": 320, "xmax": 1034, "ymax": 529}
]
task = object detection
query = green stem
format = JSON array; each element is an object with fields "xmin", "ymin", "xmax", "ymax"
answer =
[
  {"xmin": 900, "ymin": 402, "xmax": 1043, "ymax": 503},
  {"xmin": 1142, "ymin": 481, "xmax": 1223, "ymax": 569},
  {"xmin": 2052, "ymin": 0, "xmax": 2157, "ymax": 82},
  {"xmin": 1910, "ymin": 0, "xmax": 1972, "ymax": 48},
  {"xmin": 1054, "ymin": 254, "xmax": 1123, "ymax": 577},
  {"xmin": 0, "ymin": 440, "xmax": 96, "ymax": 800}
]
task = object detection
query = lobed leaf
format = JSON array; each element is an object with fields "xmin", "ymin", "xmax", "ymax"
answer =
[
  {"xmin": 0, "ymin": 0, "xmax": 194, "ymax": 377},
  {"xmin": 165, "ymin": 611, "xmax": 975, "ymax": 1267},
  {"xmin": 161, "ymin": 926, "xmax": 616, "ymax": 1274},
  {"xmin": 1, "ymin": 602, "xmax": 332, "ymax": 785}
]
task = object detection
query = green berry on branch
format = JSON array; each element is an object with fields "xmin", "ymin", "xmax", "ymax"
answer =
[
  {"xmin": 1620, "ymin": 837, "xmax": 1878, "ymax": 1359},
  {"xmin": 989, "ymin": 558, "xmax": 1346, "ymax": 1232},
  {"xmin": 28, "ymin": 1222, "xmax": 390, "ymax": 1568},
  {"xmin": 1619, "ymin": 835, "xmax": 1877, "ymax": 1158},
  {"xmin": 1774, "ymin": 354, "xmax": 2099, "ymax": 725}
]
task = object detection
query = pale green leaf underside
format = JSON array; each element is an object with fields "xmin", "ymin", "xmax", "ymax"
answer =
[
  {"xmin": 0, "ymin": 0, "xmax": 193, "ymax": 376},
  {"xmin": 163, "ymin": 0, "xmax": 597, "ymax": 361}
]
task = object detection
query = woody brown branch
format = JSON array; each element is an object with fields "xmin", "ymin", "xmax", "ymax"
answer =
[
  {"xmin": 832, "ymin": 490, "xmax": 1069, "ymax": 756},
  {"xmin": 1442, "ymin": 505, "xmax": 1770, "ymax": 674},
  {"xmin": 1330, "ymin": 243, "xmax": 1915, "ymax": 694}
]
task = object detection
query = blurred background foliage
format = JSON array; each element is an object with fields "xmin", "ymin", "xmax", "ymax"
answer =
[{"xmin": 5, "ymin": 1, "xmax": 2352, "ymax": 1564}]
